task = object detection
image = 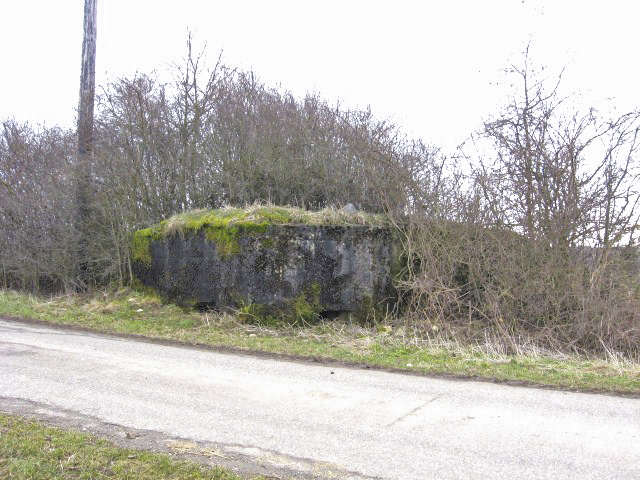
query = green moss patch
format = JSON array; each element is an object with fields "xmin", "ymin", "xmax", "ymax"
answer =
[
  {"xmin": 236, "ymin": 284, "xmax": 323, "ymax": 326},
  {"xmin": 291, "ymin": 283, "xmax": 322, "ymax": 322},
  {"xmin": 132, "ymin": 227, "xmax": 163, "ymax": 266}
]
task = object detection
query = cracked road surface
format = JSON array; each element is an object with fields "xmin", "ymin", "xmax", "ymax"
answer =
[{"xmin": 1, "ymin": 319, "xmax": 639, "ymax": 479}]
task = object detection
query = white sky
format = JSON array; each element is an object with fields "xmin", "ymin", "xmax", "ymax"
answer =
[{"xmin": 1, "ymin": 0, "xmax": 639, "ymax": 151}]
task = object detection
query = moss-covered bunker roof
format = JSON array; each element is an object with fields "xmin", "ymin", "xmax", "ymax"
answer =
[
  {"xmin": 151, "ymin": 204, "xmax": 389, "ymax": 237},
  {"xmin": 132, "ymin": 205, "xmax": 392, "ymax": 266}
]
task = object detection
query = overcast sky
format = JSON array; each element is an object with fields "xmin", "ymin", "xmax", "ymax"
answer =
[{"xmin": 1, "ymin": 1, "xmax": 638, "ymax": 151}]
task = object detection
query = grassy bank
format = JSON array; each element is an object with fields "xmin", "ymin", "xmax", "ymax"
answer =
[
  {"xmin": 1, "ymin": 289, "xmax": 639, "ymax": 395},
  {"xmin": 0, "ymin": 414, "xmax": 240, "ymax": 479}
]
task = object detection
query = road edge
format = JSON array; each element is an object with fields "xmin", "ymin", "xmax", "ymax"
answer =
[{"xmin": 2, "ymin": 314, "xmax": 639, "ymax": 400}]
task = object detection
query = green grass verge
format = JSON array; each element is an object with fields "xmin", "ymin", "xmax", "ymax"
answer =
[
  {"xmin": 0, "ymin": 414, "xmax": 240, "ymax": 479},
  {"xmin": 1, "ymin": 289, "xmax": 639, "ymax": 395}
]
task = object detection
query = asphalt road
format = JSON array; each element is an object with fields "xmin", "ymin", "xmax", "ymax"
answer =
[{"xmin": 1, "ymin": 318, "xmax": 639, "ymax": 479}]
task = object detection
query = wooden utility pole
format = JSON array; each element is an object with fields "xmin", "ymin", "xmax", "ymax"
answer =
[{"xmin": 75, "ymin": 0, "xmax": 98, "ymax": 289}]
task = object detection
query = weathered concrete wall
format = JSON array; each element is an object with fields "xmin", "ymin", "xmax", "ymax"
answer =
[{"xmin": 133, "ymin": 224, "xmax": 400, "ymax": 320}]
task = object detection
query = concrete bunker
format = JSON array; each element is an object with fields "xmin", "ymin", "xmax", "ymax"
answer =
[{"xmin": 131, "ymin": 206, "xmax": 402, "ymax": 322}]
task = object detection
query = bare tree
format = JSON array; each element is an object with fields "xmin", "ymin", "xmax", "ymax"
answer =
[
  {"xmin": 396, "ymin": 48, "xmax": 640, "ymax": 359},
  {"xmin": 480, "ymin": 49, "xmax": 640, "ymax": 250},
  {"xmin": 0, "ymin": 121, "xmax": 76, "ymax": 291}
]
